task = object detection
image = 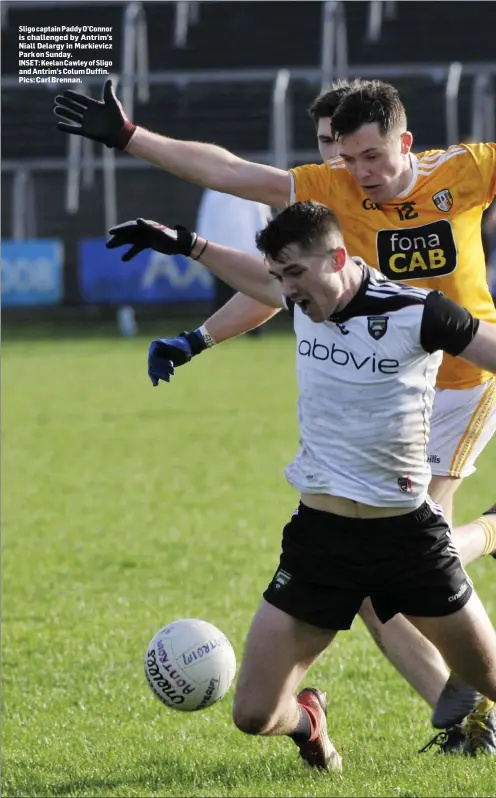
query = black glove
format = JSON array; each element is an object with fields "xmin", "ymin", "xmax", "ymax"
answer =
[
  {"xmin": 106, "ymin": 218, "xmax": 197, "ymax": 262},
  {"xmin": 54, "ymin": 78, "xmax": 136, "ymax": 150}
]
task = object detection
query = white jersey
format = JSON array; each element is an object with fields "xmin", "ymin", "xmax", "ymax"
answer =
[
  {"xmin": 196, "ymin": 190, "xmax": 271, "ymax": 254},
  {"xmin": 284, "ymin": 265, "xmax": 479, "ymax": 508}
]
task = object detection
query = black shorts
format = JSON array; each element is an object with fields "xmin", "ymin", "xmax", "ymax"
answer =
[{"xmin": 263, "ymin": 501, "xmax": 473, "ymax": 630}]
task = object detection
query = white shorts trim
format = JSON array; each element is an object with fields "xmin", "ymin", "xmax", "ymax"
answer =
[{"xmin": 427, "ymin": 378, "xmax": 496, "ymax": 478}]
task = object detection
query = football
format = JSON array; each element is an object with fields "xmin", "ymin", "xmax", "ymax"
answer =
[{"xmin": 144, "ymin": 618, "xmax": 237, "ymax": 711}]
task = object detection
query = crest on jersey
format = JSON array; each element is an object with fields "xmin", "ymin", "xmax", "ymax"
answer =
[
  {"xmin": 432, "ymin": 188, "xmax": 453, "ymax": 212},
  {"xmin": 398, "ymin": 476, "xmax": 413, "ymax": 493},
  {"xmin": 367, "ymin": 316, "xmax": 389, "ymax": 340}
]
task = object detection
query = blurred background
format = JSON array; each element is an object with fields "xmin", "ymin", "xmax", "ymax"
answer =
[{"xmin": 1, "ymin": 0, "xmax": 496, "ymax": 332}]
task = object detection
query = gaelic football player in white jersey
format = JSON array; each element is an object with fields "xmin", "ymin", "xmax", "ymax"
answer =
[
  {"xmin": 106, "ymin": 201, "xmax": 496, "ymax": 768},
  {"xmin": 54, "ymin": 78, "xmax": 495, "ymax": 559},
  {"xmin": 57, "ymin": 78, "xmax": 496, "ymax": 751}
]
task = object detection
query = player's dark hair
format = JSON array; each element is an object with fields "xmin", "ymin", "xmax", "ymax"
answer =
[
  {"xmin": 256, "ymin": 202, "xmax": 343, "ymax": 262},
  {"xmin": 331, "ymin": 79, "xmax": 407, "ymax": 139},
  {"xmin": 307, "ymin": 82, "xmax": 353, "ymax": 126}
]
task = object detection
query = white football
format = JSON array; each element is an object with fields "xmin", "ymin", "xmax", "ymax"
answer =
[{"xmin": 144, "ymin": 618, "xmax": 237, "ymax": 711}]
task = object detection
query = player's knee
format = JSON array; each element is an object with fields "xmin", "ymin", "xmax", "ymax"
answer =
[{"xmin": 232, "ymin": 698, "xmax": 271, "ymax": 736}]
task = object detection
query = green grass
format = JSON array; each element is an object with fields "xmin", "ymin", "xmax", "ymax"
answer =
[{"xmin": 2, "ymin": 330, "xmax": 496, "ymax": 798}]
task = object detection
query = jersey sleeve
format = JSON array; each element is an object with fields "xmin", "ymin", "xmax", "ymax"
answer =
[
  {"xmin": 465, "ymin": 143, "xmax": 496, "ymax": 206},
  {"xmin": 288, "ymin": 163, "xmax": 335, "ymax": 205},
  {"xmin": 420, "ymin": 291, "xmax": 480, "ymax": 356}
]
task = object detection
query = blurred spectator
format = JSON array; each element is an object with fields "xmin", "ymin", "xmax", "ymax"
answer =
[{"xmin": 196, "ymin": 190, "xmax": 272, "ymax": 330}]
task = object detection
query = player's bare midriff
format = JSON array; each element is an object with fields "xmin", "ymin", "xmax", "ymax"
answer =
[{"xmin": 301, "ymin": 493, "xmax": 415, "ymax": 519}]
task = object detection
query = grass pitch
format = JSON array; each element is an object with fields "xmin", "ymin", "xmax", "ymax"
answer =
[{"xmin": 2, "ymin": 328, "xmax": 495, "ymax": 797}]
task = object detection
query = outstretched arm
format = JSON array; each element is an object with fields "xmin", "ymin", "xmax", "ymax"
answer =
[
  {"xmin": 106, "ymin": 217, "xmax": 283, "ymax": 308},
  {"xmin": 145, "ymin": 291, "xmax": 281, "ymax": 388},
  {"xmin": 54, "ymin": 79, "xmax": 291, "ymax": 208},
  {"xmin": 127, "ymin": 129, "xmax": 290, "ymax": 207}
]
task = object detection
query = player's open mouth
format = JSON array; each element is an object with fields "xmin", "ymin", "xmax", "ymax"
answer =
[{"xmin": 296, "ymin": 299, "xmax": 310, "ymax": 312}]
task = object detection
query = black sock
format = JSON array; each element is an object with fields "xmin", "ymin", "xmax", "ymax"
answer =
[{"xmin": 288, "ymin": 705, "xmax": 311, "ymax": 744}]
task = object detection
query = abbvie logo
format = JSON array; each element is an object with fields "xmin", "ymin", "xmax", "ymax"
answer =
[{"xmin": 298, "ymin": 338, "xmax": 399, "ymax": 374}]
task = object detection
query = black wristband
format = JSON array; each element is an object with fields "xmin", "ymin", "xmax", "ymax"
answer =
[{"xmin": 181, "ymin": 330, "xmax": 208, "ymax": 356}]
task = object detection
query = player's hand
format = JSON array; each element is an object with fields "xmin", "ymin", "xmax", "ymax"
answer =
[
  {"xmin": 106, "ymin": 219, "xmax": 197, "ymax": 262},
  {"xmin": 148, "ymin": 331, "xmax": 206, "ymax": 386},
  {"xmin": 54, "ymin": 78, "xmax": 136, "ymax": 150}
]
